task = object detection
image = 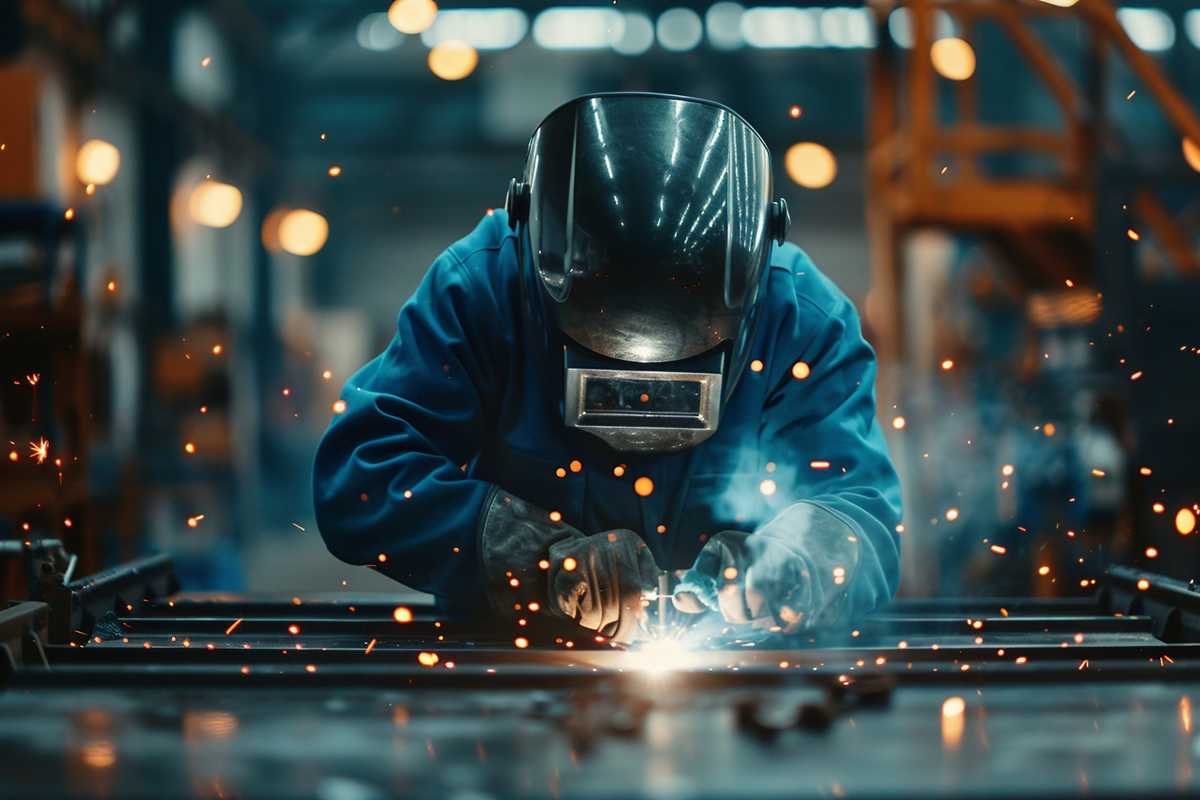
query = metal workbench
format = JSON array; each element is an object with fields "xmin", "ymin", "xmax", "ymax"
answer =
[{"xmin": 2, "ymin": 556, "xmax": 1199, "ymax": 799}]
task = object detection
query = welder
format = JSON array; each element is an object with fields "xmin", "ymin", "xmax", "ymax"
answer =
[{"xmin": 313, "ymin": 93, "xmax": 901, "ymax": 643}]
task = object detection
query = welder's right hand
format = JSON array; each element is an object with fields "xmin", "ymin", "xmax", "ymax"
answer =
[{"xmin": 478, "ymin": 489, "xmax": 657, "ymax": 643}]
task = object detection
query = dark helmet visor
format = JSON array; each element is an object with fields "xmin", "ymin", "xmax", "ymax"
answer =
[{"xmin": 524, "ymin": 94, "xmax": 777, "ymax": 365}]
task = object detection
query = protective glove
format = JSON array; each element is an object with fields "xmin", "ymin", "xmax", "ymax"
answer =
[
  {"xmin": 673, "ymin": 501, "xmax": 861, "ymax": 632},
  {"xmin": 479, "ymin": 489, "xmax": 657, "ymax": 643}
]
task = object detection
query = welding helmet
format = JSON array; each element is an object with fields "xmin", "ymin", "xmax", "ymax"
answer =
[{"xmin": 505, "ymin": 92, "xmax": 789, "ymax": 453}]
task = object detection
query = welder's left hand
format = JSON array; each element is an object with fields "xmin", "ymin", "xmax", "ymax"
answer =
[{"xmin": 672, "ymin": 502, "xmax": 861, "ymax": 631}]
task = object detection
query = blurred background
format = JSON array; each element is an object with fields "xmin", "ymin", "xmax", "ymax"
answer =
[{"xmin": 0, "ymin": 0, "xmax": 1197, "ymax": 602}]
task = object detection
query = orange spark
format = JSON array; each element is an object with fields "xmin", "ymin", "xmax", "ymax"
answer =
[
  {"xmin": 634, "ymin": 476, "xmax": 654, "ymax": 496},
  {"xmin": 563, "ymin": 557, "xmax": 577, "ymax": 572},
  {"xmin": 569, "ymin": 459, "xmax": 582, "ymax": 473},
  {"xmin": 225, "ymin": 618, "xmax": 243, "ymax": 635},
  {"xmin": 417, "ymin": 651, "xmax": 439, "ymax": 666},
  {"xmin": 328, "ymin": 165, "xmax": 343, "ymax": 177},
  {"xmin": 288, "ymin": 624, "xmax": 300, "ymax": 635},
  {"xmin": 29, "ymin": 438, "xmax": 49, "ymax": 464},
  {"xmin": 1137, "ymin": 578, "xmax": 1151, "ymax": 591},
  {"xmin": 514, "ymin": 637, "xmax": 529, "ymax": 649},
  {"xmin": 990, "ymin": 544, "xmax": 1007, "ymax": 555},
  {"xmin": 792, "ymin": 361, "xmax": 811, "ymax": 380},
  {"xmin": 549, "ymin": 510, "xmax": 562, "ymax": 522},
  {"xmin": 393, "ymin": 606, "xmax": 413, "ymax": 623},
  {"xmin": 759, "ymin": 479, "xmax": 777, "ymax": 497},
  {"xmin": 940, "ymin": 359, "xmax": 954, "ymax": 371},
  {"xmin": 892, "ymin": 416, "xmax": 906, "ymax": 430},
  {"xmin": 365, "ymin": 638, "xmax": 377, "ymax": 655},
  {"xmin": 1127, "ymin": 228, "xmax": 1140, "ymax": 241},
  {"xmin": 749, "ymin": 359, "xmax": 764, "ymax": 373},
  {"xmin": 810, "ymin": 460, "xmax": 831, "ymax": 470}
]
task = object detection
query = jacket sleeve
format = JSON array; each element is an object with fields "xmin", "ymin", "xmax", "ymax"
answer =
[
  {"xmin": 758, "ymin": 271, "xmax": 903, "ymax": 623},
  {"xmin": 312, "ymin": 246, "xmax": 506, "ymax": 607}
]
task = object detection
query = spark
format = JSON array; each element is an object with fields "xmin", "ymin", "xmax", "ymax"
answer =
[
  {"xmin": 1038, "ymin": 565, "xmax": 1051, "ymax": 576},
  {"xmin": 187, "ymin": 514, "xmax": 205, "ymax": 528},
  {"xmin": 1127, "ymin": 228, "xmax": 1140, "ymax": 241},
  {"xmin": 225, "ymin": 618, "xmax": 243, "ymax": 635},
  {"xmin": 555, "ymin": 467, "xmax": 566, "ymax": 478},
  {"xmin": 26, "ymin": 373, "xmax": 40, "ymax": 386},
  {"xmin": 1145, "ymin": 547, "xmax": 1158, "ymax": 558},
  {"xmin": 332, "ymin": 400, "xmax": 347, "ymax": 414},
  {"xmin": 1078, "ymin": 659, "xmax": 1089, "ymax": 670},
  {"xmin": 569, "ymin": 459, "xmax": 582, "ymax": 473},
  {"xmin": 1130, "ymin": 370, "xmax": 1143, "ymax": 381},
  {"xmin": 1139, "ymin": 466, "xmax": 1152, "ymax": 476},
  {"xmin": 211, "ymin": 344, "xmax": 223, "ymax": 356},
  {"xmin": 613, "ymin": 465, "xmax": 626, "ymax": 477},
  {"xmin": 563, "ymin": 557, "xmax": 577, "ymax": 572},
  {"xmin": 418, "ymin": 651, "xmax": 439, "ymax": 666},
  {"xmin": 1091, "ymin": 468, "xmax": 1106, "ymax": 477},
  {"xmin": 1042, "ymin": 423, "xmax": 1057, "ymax": 437},
  {"xmin": 365, "ymin": 638, "xmax": 377, "ymax": 655},
  {"xmin": 1177, "ymin": 508, "xmax": 1197, "ymax": 535},
  {"xmin": 291, "ymin": 522, "xmax": 305, "ymax": 532},
  {"xmin": 393, "ymin": 606, "xmax": 413, "ymax": 623},
  {"xmin": 940, "ymin": 359, "xmax": 954, "ymax": 371},
  {"xmin": 29, "ymin": 438, "xmax": 49, "ymax": 464},
  {"xmin": 634, "ymin": 476, "xmax": 654, "ymax": 496},
  {"xmin": 759, "ymin": 479, "xmax": 777, "ymax": 496},
  {"xmin": 1153, "ymin": 502, "xmax": 1166, "ymax": 514},
  {"xmin": 792, "ymin": 361, "xmax": 811, "ymax": 380},
  {"xmin": 749, "ymin": 359, "xmax": 764, "ymax": 373},
  {"xmin": 288, "ymin": 624, "xmax": 301, "ymax": 635},
  {"xmin": 184, "ymin": 442, "xmax": 196, "ymax": 454},
  {"xmin": 201, "ymin": 56, "xmax": 212, "ymax": 67},
  {"xmin": 322, "ymin": 370, "xmax": 332, "ymax": 380},
  {"xmin": 1001, "ymin": 464, "xmax": 1014, "ymax": 476},
  {"xmin": 7, "ymin": 450, "xmax": 16, "ymax": 462},
  {"xmin": 305, "ymin": 664, "xmax": 317, "ymax": 673},
  {"xmin": 788, "ymin": 105, "xmax": 802, "ymax": 118},
  {"xmin": 945, "ymin": 508, "xmax": 959, "ymax": 522},
  {"xmin": 106, "ymin": 280, "xmax": 117, "ymax": 293},
  {"xmin": 549, "ymin": 510, "xmax": 562, "ymax": 522},
  {"xmin": 1015, "ymin": 656, "xmax": 1028, "ymax": 664},
  {"xmin": 942, "ymin": 696, "xmax": 965, "ymax": 717},
  {"xmin": 514, "ymin": 637, "xmax": 529, "ymax": 649},
  {"xmin": 810, "ymin": 460, "xmax": 831, "ymax": 470},
  {"xmin": 328, "ymin": 165, "xmax": 343, "ymax": 177},
  {"xmin": 1125, "ymin": 89, "xmax": 1136, "ymax": 101},
  {"xmin": 990, "ymin": 544, "xmax": 1007, "ymax": 555},
  {"xmin": 656, "ymin": 524, "xmax": 667, "ymax": 534},
  {"xmin": 892, "ymin": 416, "xmax": 906, "ymax": 430},
  {"xmin": 64, "ymin": 207, "xmax": 75, "ymax": 220},
  {"xmin": 1137, "ymin": 578, "xmax": 1151, "ymax": 591}
]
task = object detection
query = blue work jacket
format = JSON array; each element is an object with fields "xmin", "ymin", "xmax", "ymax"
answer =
[{"xmin": 313, "ymin": 210, "xmax": 901, "ymax": 617}]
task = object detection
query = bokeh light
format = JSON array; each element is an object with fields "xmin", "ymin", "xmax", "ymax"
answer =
[
  {"xmin": 1184, "ymin": 138, "xmax": 1200, "ymax": 173},
  {"xmin": 931, "ymin": 37, "xmax": 976, "ymax": 81},
  {"xmin": 785, "ymin": 142, "xmax": 837, "ymax": 189},
  {"xmin": 428, "ymin": 40, "xmax": 478, "ymax": 80},
  {"xmin": 388, "ymin": 0, "xmax": 438, "ymax": 34},
  {"xmin": 76, "ymin": 139, "xmax": 121, "ymax": 186},
  {"xmin": 278, "ymin": 209, "xmax": 329, "ymax": 256},
  {"xmin": 188, "ymin": 180, "xmax": 243, "ymax": 228}
]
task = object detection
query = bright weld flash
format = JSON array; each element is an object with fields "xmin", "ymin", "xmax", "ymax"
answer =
[{"xmin": 625, "ymin": 639, "xmax": 695, "ymax": 677}]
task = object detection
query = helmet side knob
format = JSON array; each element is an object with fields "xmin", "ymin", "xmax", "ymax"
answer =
[{"xmin": 504, "ymin": 178, "xmax": 531, "ymax": 230}]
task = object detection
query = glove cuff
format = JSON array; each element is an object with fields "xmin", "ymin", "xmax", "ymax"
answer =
[{"xmin": 478, "ymin": 488, "xmax": 583, "ymax": 614}]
